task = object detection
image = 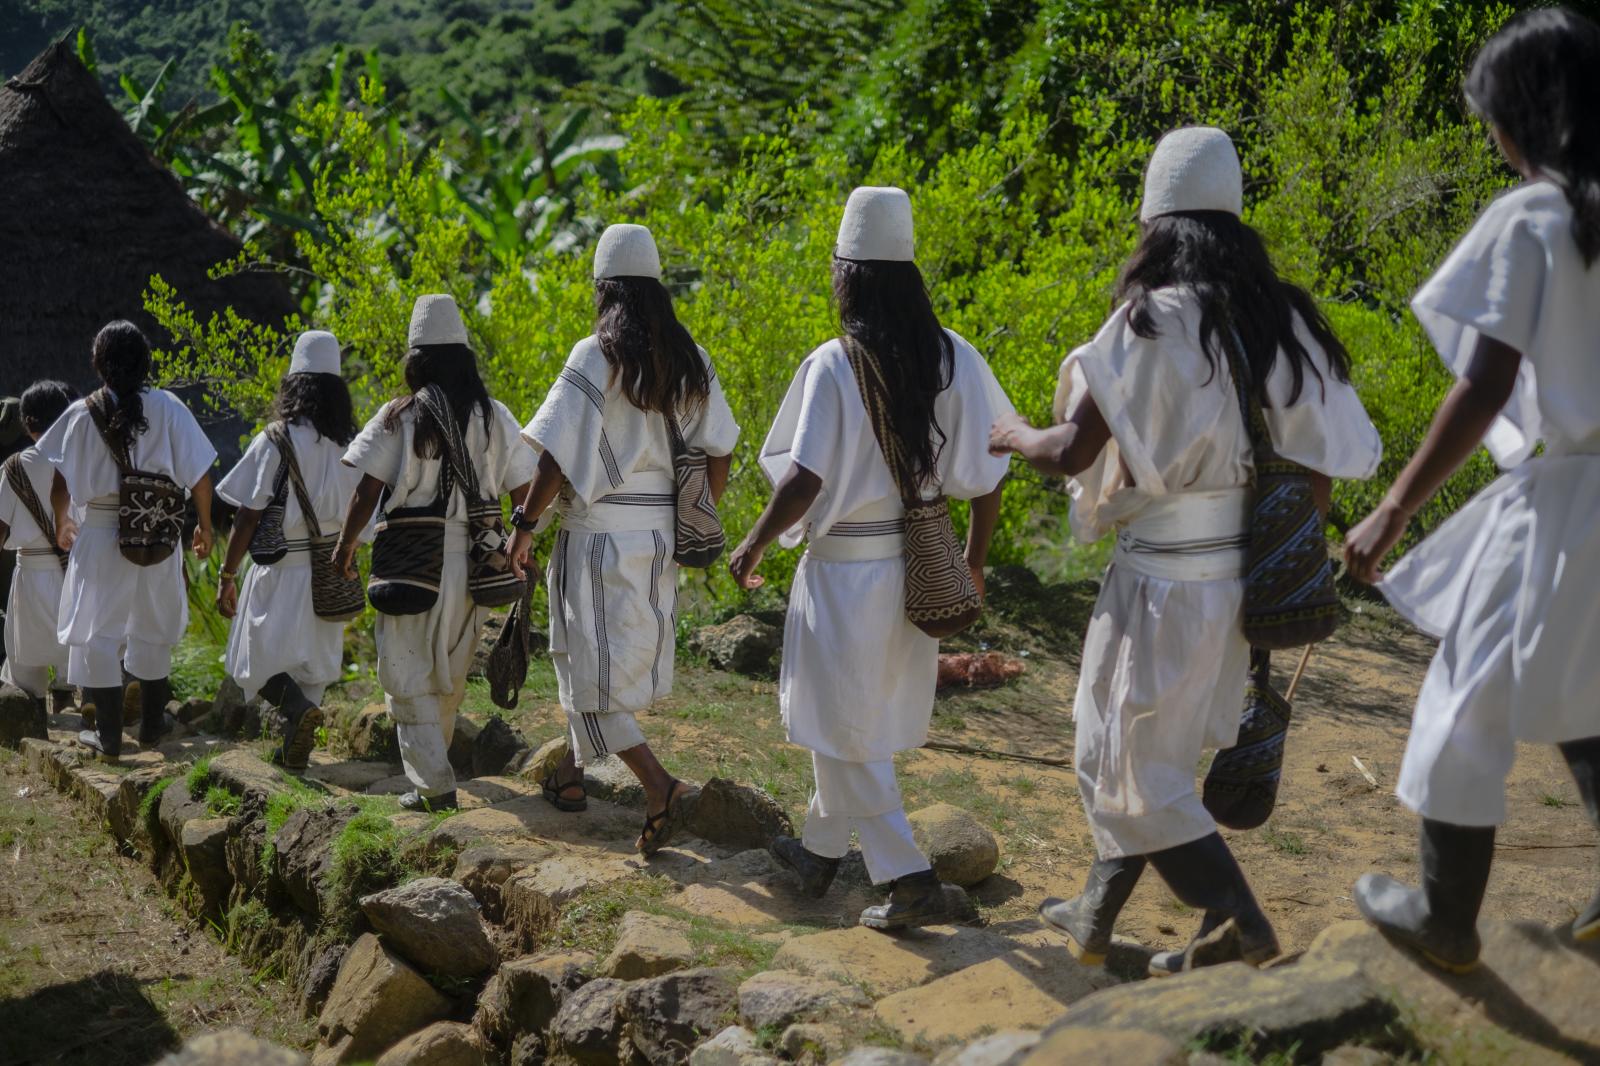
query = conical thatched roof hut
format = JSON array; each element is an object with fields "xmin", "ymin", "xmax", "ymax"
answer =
[{"xmin": 0, "ymin": 39, "xmax": 293, "ymax": 453}]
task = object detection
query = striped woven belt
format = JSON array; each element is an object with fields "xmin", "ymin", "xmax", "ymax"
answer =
[
  {"xmin": 1113, "ymin": 488, "xmax": 1250, "ymax": 582},
  {"xmin": 808, "ymin": 517, "xmax": 905, "ymax": 563}
]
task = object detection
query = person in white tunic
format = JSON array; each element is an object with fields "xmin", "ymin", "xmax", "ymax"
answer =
[
  {"xmin": 731, "ymin": 187, "xmax": 1013, "ymax": 930},
  {"xmin": 215, "ymin": 331, "xmax": 366, "ymax": 769},
  {"xmin": 41, "ymin": 320, "xmax": 217, "ymax": 762},
  {"xmin": 1344, "ymin": 8, "xmax": 1600, "ymax": 971},
  {"xmin": 0, "ymin": 381, "xmax": 80, "ymax": 713},
  {"xmin": 989, "ymin": 128, "xmax": 1381, "ymax": 973},
  {"xmin": 509, "ymin": 223, "xmax": 739, "ymax": 855},
  {"xmin": 335, "ymin": 295, "xmax": 538, "ymax": 811}
]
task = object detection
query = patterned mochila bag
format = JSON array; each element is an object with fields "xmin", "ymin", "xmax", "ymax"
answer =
[
  {"xmin": 248, "ymin": 422, "xmax": 292, "ymax": 565},
  {"xmin": 1222, "ymin": 337, "xmax": 1341, "ymax": 650},
  {"xmin": 486, "ymin": 576, "xmax": 534, "ymax": 710},
  {"xmin": 84, "ymin": 388, "xmax": 188, "ymax": 566},
  {"xmin": 844, "ymin": 338, "xmax": 982, "ymax": 639},
  {"xmin": 367, "ymin": 392, "xmax": 451, "ymax": 616},
  {"xmin": 665, "ymin": 410, "xmax": 725, "ymax": 568},
  {"xmin": 1203, "ymin": 649, "xmax": 1293, "ymax": 829},
  {"xmin": 414, "ymin": 385, "xmax": 526, "ymax": 608},
  {"xmin": 270, "ymin": 424, "xmax": 366, "ymax": 622},
  {"xmin": 2, "ymin": 453, "xmax": 67, "ymax": 569}
]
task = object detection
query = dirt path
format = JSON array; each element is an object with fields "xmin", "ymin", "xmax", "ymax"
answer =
[{"xmin": 0, "ymin": 748, "xmax": 313, "ymax": 1066}]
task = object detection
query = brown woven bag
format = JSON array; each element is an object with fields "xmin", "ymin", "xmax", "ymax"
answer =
[
  {"xmin": 84, "ymin": 389, "xmax": 186, "ymax": 566},
  {"xmin": 271, "ymin": 424, "xmax": 366, "ymax": 622}
]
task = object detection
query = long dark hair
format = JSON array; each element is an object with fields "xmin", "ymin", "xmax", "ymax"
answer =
[
  {"xmin": 1465, "ymin": 6, "xmax": 1600, "ymax": 266},
  {"xmin": 90, "ymin": 320, "xmax": 153, "ymax": 454},
  {"xmin": 381, "ymin": 344, "xmax": 492, "ymax": 458},
  {"xmin": 594, "ymin": 277, "xmax": 711, "ymax": 416},
  {"xmin": 20, "ymin": 380, "xmax": 80, "ymax": 437},
  {"xmin": 1114, "ymin": 212, "xmax": 1351, "ymax": 406},
  {"xmin": 833, "ymin": 257, "xmax": 955, "ymax": 489},
  {"xmin": 273, "ymin": 372, "xmax": 358, "ymax": 446}
]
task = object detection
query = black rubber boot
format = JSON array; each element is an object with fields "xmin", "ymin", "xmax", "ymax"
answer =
[
  {"xmin": 1146, "ymin": 832, "xmax": 1280, "ymax": 967},
  {"xmin": 1354, "ymin": 818, "xmax": 1495, "ymax": 974},
  {"xmin": 259, "ymin": 673, "xmax": 324, "ymax": 771},
  {"xmin": 770, "ymin": 835, "xmax": 842, "ymax": 899},
  {"xmin": 1147, "ymin": 910, "xmax": 1229, "ymax": 977},
  {"xmin": 1038, "ymin": 855, "xmax": 1147, "ymax": 964},
  {"xmin": 137, "ymin": 676, "xmax": 173, "ymax": 746},
  {"xmin": 1559, "ymin": 737, "xmax": 1600, "ymax": 941},
  {"xmin": 49, "ymin": 688, "xmax": 75, "ymax": 715},
  {"xmin": 80, "ymin": 685, "xmax": 125, "ymax": 762},
  {"xmin": 859, "ymin": 869, "xmax": 951, "ymax": 931},
  {"xmin": 399, "ymin": 790, "xmax": 459, "ymax": 813}
]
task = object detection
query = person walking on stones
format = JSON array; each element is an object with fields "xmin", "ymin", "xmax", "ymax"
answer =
[
  {"xmin": 215, "ymin": 331, "xmax": 365, "ymax": 770},
  {"xmin": 508, "ymin": 223, "xmax": 740, "ymax": 856},
  {"xmin": 1343, "ymin": 7, "xmax": 1600, "ymax": 971},
  {"xmin": 988, "ymin": 128, "xmax": 1381, "ymax": 973},
  {"xmin": 731, "ymin": 187, "xmax": 1013, "ymax": 930},
  {"xmin": 335, "ymin": 295, "xmax": 537, "ymax": 812},
  {"xmin": 41, "ymin": 320, "xmax": 217, "ymax": 762},
  {"xmin": 0, "ymin": 380, "xmax": 80, "ymax": 715}
]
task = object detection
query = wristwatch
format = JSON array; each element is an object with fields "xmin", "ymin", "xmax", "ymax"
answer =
[{"xmin": 509, "ymin": 505, "xmax": 539, "ymax": 533}]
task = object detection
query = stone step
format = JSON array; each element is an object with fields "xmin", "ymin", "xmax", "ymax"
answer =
[{"xmin": 771, "ymin": 922, "xmax": 1051, "ymax": 998}]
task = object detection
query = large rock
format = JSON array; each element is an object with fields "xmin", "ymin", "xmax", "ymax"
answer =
[
  {"xmin": 276, "ymin": 804, "xmax": 357, "ymax": 916},
  {"xmin": 1014, "ymin": 1028, "xmax": 1184, "ymax": 1066},
  {"xmin": 451, "ymin": 841, "xmax": 552, "ymax": 922},
  {"xmin": 107, "ymin": 764, "xmax": 173, "ymax": 846},
  {"xmin": 156, "ymin": 778, "xmax": 210, "ymax": 879},
  {"xmin": 374, "ymin": 1022, "xmax": 487, "ymax": 1066},
  {"xmin": 226, "ymin": 807, "xmax": 270, "ymax": 900},
  {"xmin": 689, "ymin": 1027, "xmax": 781, "ymax": 1066},
  {"xmin": 907, "ymin": 804, "xmax": 999, "ymax": 888},
  {"xmin": 620, "ymin": 966, "xmax": 740, "ymax": 1066},
  {"xmin": 0, "ymin": 683, "xmax": 46, "ymax": 748},
  {"xmin": 208, "ymin": 749, "xmax": 291, "ymax": 804},
  {"xmin": 472, "ymin": 717, "xmax": 529, "ymax": 778},
  {"xmin": 585, "ymin": 756, "xmax": 646, "ymax": 807},
  {"xmin": 360, "ymin": 876, "xmax": 497, "ymax": 978},
  {"xmin": 548, "ymin": 977, "xmax": 631, "ymax": 1066},
  {"xmin": 181, "ymin": 816, "xmax": 233, "ymax": 918},
  {"xmin": 301, "ymin": 943, "xmax": 348, "ymax": 1018},
  {"xmin": 448, "ymin": 715, "xmax": 483, "ymax": 777},
  {"xmin": 778, "ymin": 1024, "xmax": 847, "ymax": 1064},
  {"xmin": 832, "ymin": 1052, "xmax": 929, "ymax": 1066},
  {"xmin": 503, "ymin": 854, "xmax": 637, "ymax": 950},
  {"xmin": 684, "ymin": 778, "xmax": 791, "ymax": 851},
  {"xmin": 520, "ymin": 735, "xmax": 570, "ymax": 786},
  {"xmin": 343, "ymin": 703, "xmax": 399, "ymax": 761},
  {"xmin": 600, "ymin": 911, "xmax": 695, "ymax": 980},
  {"xmin": 932, "ymin": 1031, "xmax": 1041, "ymax": 1066},
  {"xmin": 873, "ymin": 947, "xmax": 1110, "ymax": 1046},
  {"xmin": 772, "ymin": 925, "xmax": 1018, "ymax": 998},
  {"xmin": 314, "ymin": 933, "xmax": 453, "ymax": 1066},
  {"xmin": 475, "ymin": 951, "xmax": 594, "ymax": 1053},
  {"xmin": 692, "ymin": 615, "xmax": 782, "ymax": 677},
  {"xmin": 210, "ymin": 676, "xmax": 254, "ymax": 737},
  {"xmin": 158, "ymin": 1029, "xmax": 307, "ymax": 1065},
  {"xmin": 737, "ymin": 970, "xmax": 869, "ymax": 1032}
]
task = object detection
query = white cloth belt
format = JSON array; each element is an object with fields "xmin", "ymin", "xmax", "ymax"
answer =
[
  {"xmin": 807, "ymin": 500, "xmax": 905, "ymax": 563},
  {"xmin": 1113, "ymin": 488, "xmax": 1250, "ymax": 581},
  {"xmin": 84, "ymin": 497, "xmax": 120, "ymax": 529},
  {"xmin": 17, "ymin": 547, "xmax": 63, "ymax": 571},
  {"xmin": 560, "ymin": 491, "xmax": 676, "ymax": 534},
  {"xmin": 444, "ymin": 522, "xmax": 471, "ymax": 553}
]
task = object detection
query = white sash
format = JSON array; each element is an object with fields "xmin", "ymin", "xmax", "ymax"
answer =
[{"xmin": 1113, "ymin": 488, "xmax": 1250, "ymax": 581}]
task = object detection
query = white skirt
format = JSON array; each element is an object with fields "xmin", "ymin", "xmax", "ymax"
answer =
[
  {"xmin": 1382, "ymin": 454, "xmax": 1600, "ymax": 747},
  {"xmin": 375, "ymin": 532, "xmax": 487, "ymax": 702},
  {"xmin": 780, "ymin": 546, "xmax": 937, "ymax": 764},
  {"xmin": 6, "ymin": 553, "xmax": 67, "ymax": 670},
  {"xmin": 548, "ymin": 526, "xmax": 676, "ymax": 715},
  {"xmin": 57, "ymin": 510, "xmax": 188, "ymax": 650},
  {"xmin": 225, "ymin": 551, "xmax": 349, "ymax": 700},
  {"xmin": 1073, "ymin": 560, "xmax": 1249, "ymax": 859}
]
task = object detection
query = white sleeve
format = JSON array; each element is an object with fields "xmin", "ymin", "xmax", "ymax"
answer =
[
  {"xmin": 215, "ymin": 432, "xmax": 280, "ymax": 509},
  {"xmin": 0, "ymin": 468, "xmax": 21, "ymax": 545},
  {"xmin": 1262, "ymin": 316, "xmax": 1383, "ymax": 480},
  {"xmin": 522, "ymin": 342, "xmax": 615, "ymax": 506},
  {"xmin": 342, "ymin": 404, "xmax": 406, "ymax": 488},
  {"xmin": 489, "ymin": 401, "xmax": 539, "ymax": 496},
  {"xmin": 161, "ymin": 393, "xmax": 219, "ymax": 489},
  {"xmin": 934, "ymin": 336, "xmax": 1015, "ymax": 501},
  {"xmin": 758, "ymin": 355, "xmax": 842, "ymax": 549},
  {"xmin": 683, "ymin": 353, "xmax": 741, "ymax": 457}
]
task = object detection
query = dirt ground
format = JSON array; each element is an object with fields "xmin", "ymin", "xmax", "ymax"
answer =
[{"xmin": 0, "ymin": 747, "xmax": 313, "ymax": 1066}]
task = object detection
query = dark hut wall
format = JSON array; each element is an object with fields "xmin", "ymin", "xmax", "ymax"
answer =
[{"xmin": 0, "ymin": 40, "xmax": 292, "ymax": 459}]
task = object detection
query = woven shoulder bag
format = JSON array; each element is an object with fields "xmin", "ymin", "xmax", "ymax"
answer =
[
  {"xmin": 843, "ymin": 338, "xmax": 981, "ymax": 640},
  {"xmin": 1222, "ymin": 337, "xmax": 1340, "ymax": 649},
  {"xmin": 486, "ymin": 576, "xmax": 534, "ymax": 710},
  {"xmin": 368, "ymin": 392, "xmax": 451, "ymax": 616},
  {"xmin": 665, "ymin": 410, "xmax": 725, "ymax": 568},
  {"xmin": 84, "ymin": 388, "xmax": 187, "ymax": 567},
  {"xmin": 272, "ymin": 425, "xmax": 366, "ymax": 622},
  {"xmin": 248, "ymin": 423, "xmax": 292, "ymax": 565},
  {"xmin": 2, "ymin": 453, "xmax": 67, "ymax": 569}
]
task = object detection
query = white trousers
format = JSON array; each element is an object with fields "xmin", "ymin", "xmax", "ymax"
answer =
[
  {"xmin": 391, "ymin": 690, "xmax": 464, "ymax": 798},
  {"xmin": 0, "ymin": 661, "xmax": 71, "ymax": 698},
  {"xmin": 69, "ymin": 635, "xmax": 173, "ymax": 688},
  {"xmin": 567, "ymin": 708, "xmax": 647, "ymax": 766},
  {"xmin": 801, "ymin": 752, "xmax": 928, "ymax": 885}
]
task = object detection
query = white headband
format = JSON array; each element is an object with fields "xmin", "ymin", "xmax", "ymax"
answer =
[
  {"xmin": 594, "ymin": 223, "xmax": 662, "ymax": 280},
  {"xmin": 288, "ymin": 330, "xmax": 340, "ymax": 375},
  {"xmin": 1140, "ymin": 126, "xmax": 1244, "ymax": 221},
  {"xmin": 836, "ymin": 186, "xmax": 915, "ymax": 262},
  {"xmin": 408, "ymin": 294, "xmax": 469, "ymax": 348}
]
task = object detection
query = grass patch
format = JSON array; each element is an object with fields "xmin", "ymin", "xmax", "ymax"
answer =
[
  {"xmin": 136, "ymin": 773, "xmax": 180, "ymax": 830},
  {"xmin": 1264, "ymin": 828, "xmax": 1308, "ymax": 857},
  {"xmin": 184, "ymin": 754, "xmax": 217, "ymax": 796},
  {"xmin": 549, "ymin": 878, "xmax": 676, "ymax": 959},
  {"xmin": 204, "ymin": 785, "xmax": 242, "ymax": 818},
  {"xmin": 1541, "ymin": 793, "xmax": 1571, "ymax": 808}
]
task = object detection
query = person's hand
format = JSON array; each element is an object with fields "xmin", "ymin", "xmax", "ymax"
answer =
[
  {"xmin": 989, "ymin": 412, "xmax": 1032, "ymax": 456},
  {"xmin": 216, "ymin": 576, "xmax": 238, "ymax": 620},
  {"xmin": 968, "ymin": 560, "xmax": 985, "ymax": 601},
  {"xmin": 333, "ymin": 539, "xmax": 359, "ymax": 581},
  {"xmin": 729, "ymin": 537, "xmax": 767, "ymax": 590},
  {"xmin": 1343, "ymin": 499, "xmax": 1411, "ymax": 585},
  {"xmin": 191, "ymin": 524, "xmax": 214, "ymax": 560},
  {"xmin": 508, "ymin": 528, "xmax": 533, "ymax": 581},
  {"xmin": 56, "ymin": 516, "xmax": 78, "ymax": 553}
]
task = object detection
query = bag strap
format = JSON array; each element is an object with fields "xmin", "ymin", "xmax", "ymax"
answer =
[
  {"xmin": 1220, "ymin": 330, "xmax": 1275, "ymax": 459},
  {"xmin": 664, "ymin": 409, "xmax": 688, "ymax": 461},
  {"xmin": 262, "ymin": 420, "xmax": 292, "ymax": 505},
  {"xmin": 83, "ymin": 388, "xmax": 134, "ymax": 476},
  {"xmin": 842, "ymin": 337, "xmax": 920, "ymax": 504},
  {"xmin": 266, "ymin": 423, "xmax": 323, "ymax": 539},
  {"xmin": 4, "ymin": 453, "xmax": 61, "ymax": 554},
  {"xmin": 415, "ymin": 384, "xmax": 480, "ymax": 504}
]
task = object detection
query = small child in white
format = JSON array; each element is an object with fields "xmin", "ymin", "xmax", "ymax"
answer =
[
  {"xmin": 215, "ymin": 331, "xmax": 366, "ymax": 769},
  {"xmin": 0, "ymin": 380, "xmax": 80, "ymax": 714},
  {"xmin": 1344, "ymin": 7, "xmax": 1600, "ymax": 970}
]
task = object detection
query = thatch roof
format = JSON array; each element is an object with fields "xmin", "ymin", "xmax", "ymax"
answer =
[{"xmin": 0, "ymin": 39, "xmax": 293, "ymax": 456}]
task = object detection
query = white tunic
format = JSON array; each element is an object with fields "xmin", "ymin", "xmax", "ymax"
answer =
[
  {"xmin": 0, "ymin": 446, "xmax": 74, "ymax": 671},
  {"xmin": 1062, "ymin": 288, "xmax": 1380, "ymax": 857},
  {"xmin": 37, "ymin": 389, "xmax": 217, "ymax": 652},
  {"xmin": 344, "ymin": 398, "xmax": 538, "ymax": 702},
  {"xmin": 524, "ymin": 336, "xmax": 741, "ymax": 721},
  {"xmin": 759, "ymin": 331, "xmax": 1014, "ymax": 765},
  {"xmin": 1384, "ymin": 181, "xmax": 1600, "ymax": 754},
  {"xmin": 217, "ymin": 421, "xmax": 369, "ymax": 700}
]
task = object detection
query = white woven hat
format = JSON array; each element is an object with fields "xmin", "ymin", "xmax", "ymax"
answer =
[
  {"xmin": 594, "ymin": 223, "xmax": 662, "ymax": 280},
  {"xmin": 836, "ymin": 186, "xmax": 915, "ymax": 262},
  {"xmin": 1140, "ymin": 126, "xmax": 1243, "ymax": 221},
  {"xmin": 408, "ymin": 294, "xmax": 469, "ymax": 348},
  {"xmin": 288, "ymin": 330, "xmax": 340, "ymax": 375}
]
